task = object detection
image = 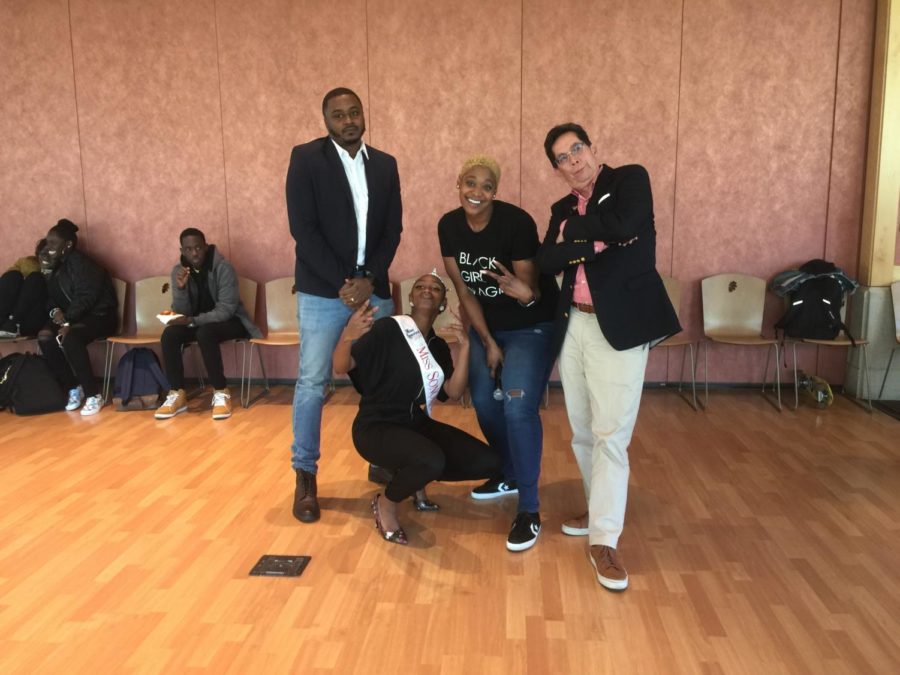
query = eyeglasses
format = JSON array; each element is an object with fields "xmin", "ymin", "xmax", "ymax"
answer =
[{"xmin": 555, "ymin": 142, "xmax": 586, "ymax": 166}]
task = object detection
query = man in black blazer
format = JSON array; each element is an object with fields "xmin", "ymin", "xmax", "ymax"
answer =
[
  {"xmin": 286, "ymin": 87, "xmax": 402, "ymax": 523},
  {"xmin": 537, "ymin": 123, "xmax": 680, "ymax": 591}
]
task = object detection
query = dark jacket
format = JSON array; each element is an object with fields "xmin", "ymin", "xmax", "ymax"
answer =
[
  {"xmin": 170, "ymin": 246, "xmax": 261, "ymax": 338},
  {"xmin": 46, "ymin": 249, "xmax": 117, "ymax": 323},
  {"xmin": 285, "ymin": 137, "xmax": 402, "ymax": 299},
  {"xmin": 537, "ymin": 164, "xmax": 681, "ymax": 354}
]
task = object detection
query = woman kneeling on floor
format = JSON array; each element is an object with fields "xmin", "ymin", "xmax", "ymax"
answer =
[{"xmin": 333, "ymin": 272, "xmax": 501, "ymax": 545}]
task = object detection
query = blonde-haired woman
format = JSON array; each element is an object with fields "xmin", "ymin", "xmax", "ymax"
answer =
[{"xmin": 438, "ymin": 155, "xmax": 559, "ymax": 552}]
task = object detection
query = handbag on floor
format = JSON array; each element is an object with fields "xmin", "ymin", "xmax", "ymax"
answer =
[{"xmin": 0, "ymin": 352, "xmax": 67, "ymax": 415}]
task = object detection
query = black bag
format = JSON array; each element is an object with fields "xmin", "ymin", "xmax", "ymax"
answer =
[
  {"xmin": 112, "ymin": 347, "xmax": 170, "ymax": 411},
  {"xmin": 0, "ymin": 353, "xmax": 67, "ymax": 415},
  {"xmin": 773, "ymin": 260, "xmax": 854, "ymax": 342}
]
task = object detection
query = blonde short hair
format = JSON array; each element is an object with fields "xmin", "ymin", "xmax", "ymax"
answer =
[{"xmin": 458, "ymin": 155, "xmax": 501, "ymax": 186}]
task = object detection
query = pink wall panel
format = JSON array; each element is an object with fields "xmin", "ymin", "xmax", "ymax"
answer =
[
  {"xmin": 673, "ymin": 0, "xmax": 844, "ymax": 383},
  {"xmin": 0, "ymin": 0, "xmax": 877, "ymax": 385},
  {"xmin": 214, "ymin": 0, "xmax": 369, "ymax": 381},
  {"xmin": 0, "ymin": 0, "xmax": 85, "ymax": 256},
  {"xmin": 367, "ymin": 0, "xmax": 524, "ymax": 285},
  {"xmin": 68, "ymin": 0, "xmax": 228, "ymax": 279},
  {"xmin": 817, "ymin": 0, "xmax": 876, "ymax": 383},
  {"xmin": 521, "ymin": 0, "xmax": 683, "ymax": 382}
]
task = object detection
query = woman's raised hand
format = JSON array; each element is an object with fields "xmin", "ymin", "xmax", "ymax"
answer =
[
  {"xmin": 483, "ymin": 261, "xmax": 533, "ymax": 304},
  {"xmin": 444, "ymin": 307, "xmax": 468, "ymax": 347},
  {"xmin": 343, "ymin": 300, "xmax": 377, "ymax": 341}
]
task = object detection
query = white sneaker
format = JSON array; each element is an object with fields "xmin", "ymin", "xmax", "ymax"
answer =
[
  {"xmin": 65, "ymin": 386, "xmax": 84, "ymax": 411},
  {"xmin": 80, "ymin": 395, "xmax": 103, "ymax": 416}
]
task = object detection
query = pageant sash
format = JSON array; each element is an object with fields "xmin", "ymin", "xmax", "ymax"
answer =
[{"xmin": 392, "ymin": 315, "xmax": 444, "ymax": 416}]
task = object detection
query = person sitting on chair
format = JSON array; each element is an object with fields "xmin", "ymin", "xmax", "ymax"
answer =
[
  {"xmin": 155, "ymin": 228, "xmax": 261, "ymax": 421},
  {"xmin": 0, "ymin": 237, "xmax": 48, "ymax": 338},
  {"xmin": 332, "ymin": 272, "xmax": 502, "ymax": 545},
  {"xmin": 38, "ymin": 219, "xmax": 118, "ymax": 416}
]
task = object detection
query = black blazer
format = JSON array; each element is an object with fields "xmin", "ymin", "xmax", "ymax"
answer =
[
  {"xmin": 286, "ymin": 136, "xmax": 402, "ymax": 299},
  {"xmin": 536, "ymin": 164, "xmax": 681, "ymax": 355}
]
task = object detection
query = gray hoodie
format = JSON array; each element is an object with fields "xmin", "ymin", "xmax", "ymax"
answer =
[{"xmin": 170, "ymin": 247, "xmax": 262, "ymax": 338}]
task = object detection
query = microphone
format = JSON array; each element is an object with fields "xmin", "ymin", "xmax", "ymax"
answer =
[{"xmin": 492, "ymin": 364, "xmax": 504, "ymax": 401}]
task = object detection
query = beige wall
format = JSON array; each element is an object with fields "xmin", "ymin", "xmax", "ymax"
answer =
[{"xmin": 0, "ymin": 0, "xmax": 876, "ymax": 383}]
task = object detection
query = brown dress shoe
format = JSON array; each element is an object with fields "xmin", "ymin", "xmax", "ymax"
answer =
[
  {"xmin": 561, "ymin": 511, "xmax": 589, "ymax": 536},
  {"xmin": 589, "ymin": 545, "xmax": 628, "ymax": 591},
  {"xmin": 293, "ymin": 469, "xmax": 320, "ymax": 523}
]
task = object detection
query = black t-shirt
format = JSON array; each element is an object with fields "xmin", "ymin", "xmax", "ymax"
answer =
[
  {"xmin": 349, "ymin": 317, "xmax": 454, "ymax": 427},
  {"xmin": 438, "ymin": 200, "xmax": 558, "ymax": 332}
]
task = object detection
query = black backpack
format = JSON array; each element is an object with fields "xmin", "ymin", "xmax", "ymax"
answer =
[
  {"xmin": 112, "ymin": 347, "xmax": 170, "ymax": 410},
  {"xmin": 0, "ymin": 353, "xmax": 67, "ymax": 415},
  {"xmin": 773, "ymin": 260, "xmax": 854, "ymax": 342}
]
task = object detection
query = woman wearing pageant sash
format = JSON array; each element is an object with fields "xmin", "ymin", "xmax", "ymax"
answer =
[{"xmin": 333, "ymin": 272, "xmax": 502, "ymax": 545}]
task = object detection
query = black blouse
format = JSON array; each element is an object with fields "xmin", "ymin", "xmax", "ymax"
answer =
[{"xmin": 349, "ymin": 317, "xmax": 454, "ymax": 426}]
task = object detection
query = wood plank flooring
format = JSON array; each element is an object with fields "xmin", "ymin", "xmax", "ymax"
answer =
[{"xmin": 0, "ymin": 387, "xmax": 898, "ymax": 674}]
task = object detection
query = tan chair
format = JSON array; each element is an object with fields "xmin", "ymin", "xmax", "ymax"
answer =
[
  {"xmin": 700, "ymin": 274, "xmax": 781, "ymax": 410},
  {"xmin": 98, "ymin": 277, "xmax": 127, "ymax": 400},
  {"xmin": 657, "ymin": 276, "xmax": 698, "ymax": 410},
  {"xmin": 878, "ymin": 281, "xmax": 900, "ymax": 399},
  {"xmin": 240, "ymin": 277, "xmax": 298, "ymax": 407},
  {"xmin": 787, "ymin": 291, "xmax": 873, "ymax": 411},
  {"xmin": 102, "ymin": 275, "xmax": 172, "ymax": 400}
]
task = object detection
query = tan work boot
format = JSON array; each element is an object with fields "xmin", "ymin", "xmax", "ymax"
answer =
[
  {"xmin": 212, "ymin": 388, "xmax": 232, "ymax": 420},
  {"xmin": 589, "ymin": 545, "xmax": 628, "ymax": 591},
  {"xmin": 561, "ymin": 511, "xmax": 589, "ymax": 536},
  {"xmin": 155, "ymin": 389, "xmax": 187, "ymax": 419}
]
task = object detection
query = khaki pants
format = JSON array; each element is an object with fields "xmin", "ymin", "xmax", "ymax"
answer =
[{"xmin": 559, "ymin": 307, "xmax": 648, "ymax": 548}]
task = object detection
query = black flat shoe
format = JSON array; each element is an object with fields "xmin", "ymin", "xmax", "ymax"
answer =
[
  {"xmin": 411, "ymin": 494, "xmax": 440, "ymax": 512},
  {"xmin": 372, "ymin": 494, "xmax": 408, "ymax": 545}
]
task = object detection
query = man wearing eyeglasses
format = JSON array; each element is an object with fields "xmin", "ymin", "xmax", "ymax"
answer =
[{"xmin": 537, "ymin": 123, "xmax": 680, "ymax": 591}]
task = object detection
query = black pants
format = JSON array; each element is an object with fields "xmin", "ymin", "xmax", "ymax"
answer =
[
  {"xmin": 352, "ymin": 416, "xmax": 503, "ymax": 503},
  {"xmin": 0, "ymin": 270, "xmax": 47, "ymax": 336},
  {"xmin": 38, "ymin": 313, "xmax": 117, "ymax": 397},
  {"xmin": 160, "ymin": 317, "xmax": 248, "ymax": 390}
]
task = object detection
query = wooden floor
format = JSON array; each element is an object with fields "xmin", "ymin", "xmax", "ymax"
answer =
[{"xmin": 0, "ymin": 386, "xmax": 898, "ymax": 674}]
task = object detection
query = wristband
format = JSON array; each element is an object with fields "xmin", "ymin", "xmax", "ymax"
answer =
[
  {"xmin": 518, "ymin": 295, "xmax": 537, "ymax": 308},
  {"xmin": 50, "ymin": 308, "xmax": 60, "ymax": 319}
]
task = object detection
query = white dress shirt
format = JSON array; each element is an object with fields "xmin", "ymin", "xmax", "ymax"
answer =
[{"xmin": 331, "ymin": 138, "xmax": 369, "ymax": 266}]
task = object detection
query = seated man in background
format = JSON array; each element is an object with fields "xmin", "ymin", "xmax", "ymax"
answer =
[{"xmin": 156, "ymin": 228, "xmax": 261, "ymax": 421}]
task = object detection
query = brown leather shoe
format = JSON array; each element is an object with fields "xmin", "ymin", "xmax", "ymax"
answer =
[
  {"xmin": 292, "ymin": 469, "xmax": 320, "ymax": 523},
  {"xmin": 589, "ymin": 545, "xmax": 628, "ymax": 591}
]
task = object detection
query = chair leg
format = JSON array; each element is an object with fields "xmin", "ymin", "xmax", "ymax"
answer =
[
  {"xmin": 879, "ymin": 348, "xmax": 897, "ymax": 399},
  {"xmin": 760, "ymin": 343, "xmax": 782, "ymax": 412},
  {"xmin": 700, "ymin": 340, "xmax": 709, "ymax": 410},
  {"xmin": 792, "ymin": 342, "xmax": 800, "ymax": 411},
  {"xmin": 542, "ymin": 383, "xmax": 550, "ymax": 409},
  {"xmin": 241, "ymin": 343, "xmax": 270, "ymax": 408},
  {"xmin": 102, "ymin": 341, "xmax": 117, "ymax": 403}
]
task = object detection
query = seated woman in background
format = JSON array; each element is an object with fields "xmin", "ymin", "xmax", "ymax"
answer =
[
  {"xmin": 0, "ymin": 238, "xmax": 48, "ymax": 338},
  {"xmin": 333, "ymin": 272, "xmax": 501, "ymax": 546},
  {"xmin": 38, "ymin": 219, "xmax": 118, "ymax": 416}
]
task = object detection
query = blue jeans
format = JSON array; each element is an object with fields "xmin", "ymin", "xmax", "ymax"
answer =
[
  {"xmin": 468, "ymin": 321, "xmax": 554, "ymax": 513},
  {"xmin": 291, "ymin": 292, "xmax": 394, "ymax": 473}
]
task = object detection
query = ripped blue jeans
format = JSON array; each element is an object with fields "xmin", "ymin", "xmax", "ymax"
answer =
[{"xmin": 468, "ymin": 321, "xmax": 554, "ymax": 513}]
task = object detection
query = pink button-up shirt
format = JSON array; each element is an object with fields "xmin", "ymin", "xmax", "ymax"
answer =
[{"xmin": 560, "ymin": 179, "xmax": 606, "ymax": 306}]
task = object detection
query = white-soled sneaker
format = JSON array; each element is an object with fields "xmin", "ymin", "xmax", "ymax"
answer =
[
  {"xmin": 506, "ymin": 512, "xmax": 541, "ymax": 552},
  {"xmin": 212, "ymin": 389, "xmax": 232, "ymax": 420},
  {"xmin": 65, "ymin": 386, "xmax": 85, "ymax": 411},
  {"xmin": 470, "ymin": 478, "xmax": 518, "ymax": 500},
  {"xmin": 80, "ymin": 395, "xmax": 103, "ymax": 416}
]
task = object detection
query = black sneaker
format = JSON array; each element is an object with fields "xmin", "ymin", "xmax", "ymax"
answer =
[
  {"xmin": 506, "ymin": 512, "xmax": 541, "ymax": 552},
  {"xmin": 0, "ymin": 318, "xmax": 18, "ymax": 339},
  {"xmin": 470, "ymin": 478, "xmax": 518, "ymax": 500}
]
